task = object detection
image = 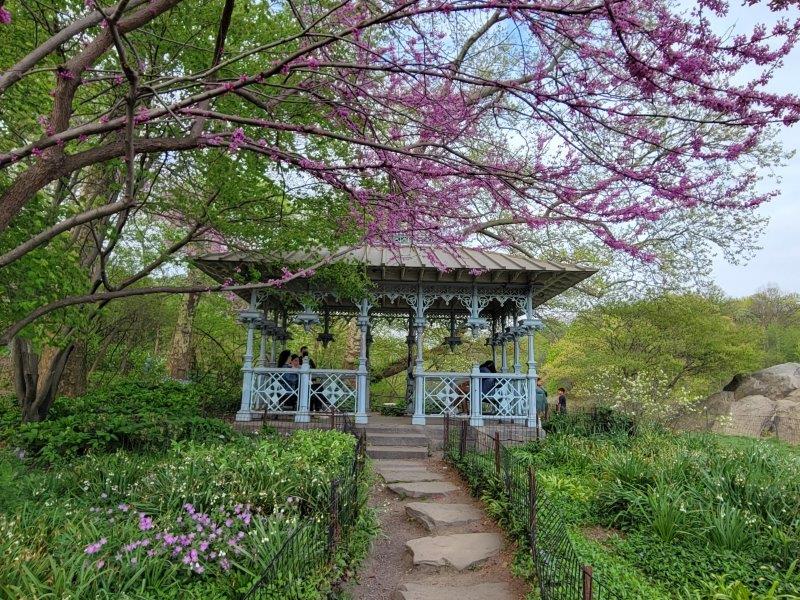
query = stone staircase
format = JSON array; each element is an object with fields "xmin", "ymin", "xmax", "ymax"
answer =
[
  {"xmin": 361, "ymin": 424, "xmax": 432, "ymax": 460},
  {"xmin": 370, "ymin": 458, "xmax": 518, "ymax": 600}
]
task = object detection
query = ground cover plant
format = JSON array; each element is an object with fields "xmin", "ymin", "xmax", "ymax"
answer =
[
  {"xmin": 0, "ymin": 426, "xmax": 374, "ymax": 599},
  {"xmin": 516, "ymin": 418, "xmax": 800, "ymax": 599}
]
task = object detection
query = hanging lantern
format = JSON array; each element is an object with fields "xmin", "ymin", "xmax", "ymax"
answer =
[
  {"xmin": 405, "ymin": 313, "xmax": 416, "ymax": 346},
  {"xmin": 445, "ymin": 310, "xmax": 462, "ymax": 352},
  {"xmin": 316, "ymin": 309, "xmax": 335, "ymax": 348},
  {"xmin": 292, "ymin": 301, "xmax": 321, "ymax": 331}
]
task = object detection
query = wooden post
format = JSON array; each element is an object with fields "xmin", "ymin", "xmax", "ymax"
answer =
[
  {"xmin": 582, "ymin": 565, "xmax": 593, "ymax": 600},
  {"xmin": 459, "ymin": 419, "xmax": 468, "ymax": 459},
  {"xmin": 494, "ymin": 432, "xmax": 501, "ymax": 476}
]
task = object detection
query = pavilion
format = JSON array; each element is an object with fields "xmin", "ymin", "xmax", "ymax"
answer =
[{"xmin": 194, "ymin": 246, "xmax": 596, "ymax": 427}]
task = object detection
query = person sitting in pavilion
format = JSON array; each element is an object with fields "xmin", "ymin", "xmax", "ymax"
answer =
[{"xmin": 275, "ymin": 350, "xmax": 299, "ymax": 410}]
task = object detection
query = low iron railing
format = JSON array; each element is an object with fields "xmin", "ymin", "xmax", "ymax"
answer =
[
  {"xmin": 241, "ymin": 429, "xmax": 367, "ymax": 599},
  {"xmin": 444, "ymin": 414, "xmax": 622, "ymax": 600},
  {"xmin": 416, "ymin": 369, "xmax": 536, "ymax": 425}
]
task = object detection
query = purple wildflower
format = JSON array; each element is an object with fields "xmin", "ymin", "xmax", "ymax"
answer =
[
  {"xmin": 0, "ymin": 7, "xmax": 12, "ymax": 24},
  {"xmin": 84, "ymin": 538, "xmax": 107, "ymax": 555},
  {"xmin": 138, "ymin": 514, "xmax": 154, "ymax": 531}
]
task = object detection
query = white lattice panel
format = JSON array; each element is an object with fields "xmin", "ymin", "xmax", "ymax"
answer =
[
  {"xmin": 313, "ymin": 372, "xmax": 357, "ymax": 413},
  {"xmin": 423, "ymin": 376, "xmax": 469, "ymax": 415},
  {"xmin": 251, "ymin": 370, "xmax": 298, "ymax": 412},
  {"xmin": 481, "ymin": 377, "xmax": 528, "ymax": 417}
]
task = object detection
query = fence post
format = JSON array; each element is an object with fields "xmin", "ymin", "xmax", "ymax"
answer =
[
  {"xmin": 459, "ymin": 419, "xmax": 468, "ymax": 459},
  {"xmin": 529, "ymin": 467, "xmax": 537, "ymax": 545},
  {"xmin": 328, "ymin": 479, "xmax": 341, "ymax": 553},
  {"xmin": 494, "ymin": 432, "xmax": 501, "ymax": 476},
  {"xmin": 582, "ymin": 565, "xmax": 593, "ymax": 600},
  {"xmin": 444, "ymin": 413, "xmax": 450, "ymax": 456}
]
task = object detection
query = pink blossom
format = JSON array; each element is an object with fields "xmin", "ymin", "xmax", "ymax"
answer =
[{"xmin": 0, "ymin": 7, "xmax": 11, "ymax": 24}]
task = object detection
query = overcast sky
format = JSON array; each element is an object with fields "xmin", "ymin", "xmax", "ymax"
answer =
[{"xmin": 709, "ymin": 4, "xmax": 800, "ymax": 297}]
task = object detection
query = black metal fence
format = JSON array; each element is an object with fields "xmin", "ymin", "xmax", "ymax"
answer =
[
  {"xmin": 227, "ymin": 406, "xmax": 359, "ymax": 437},
  {"xmin": 443, "ymin": 415, "xmax": 621, "ymax": 600},
  {"xmin": 240, "ymin": 417, "xmax": 367, "ymax": 599}
]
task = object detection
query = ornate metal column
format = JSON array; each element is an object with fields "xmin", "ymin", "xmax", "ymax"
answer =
[
  {"xmin": 355, "ymin": 298, "xmax": 371, "ymax": 424},
  {"xmin": 522, "ymin": 290, "xmax": 543, "ymax": 429},
  {"xmin": 235, "ymin": 291, "xmax": 262, "ymax": 422},
  {"xmin": 257, "ymin": 320, "xmax": 267, "ymax": 368},
  {"xmin": 513, "ymin": 314, "xmax": 522, "ymax": 374},
  {"xmin": 500, "ymin": 313, "xmax": 509, "ymax": 373},
  {"xmin": 412, "ymin": 287, "xmax": 429, "ymax": 425}
]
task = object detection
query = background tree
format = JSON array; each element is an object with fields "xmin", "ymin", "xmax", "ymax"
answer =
[{"xmin": 545, "ymin": 294, "xmax": 764, "ymax": 399}]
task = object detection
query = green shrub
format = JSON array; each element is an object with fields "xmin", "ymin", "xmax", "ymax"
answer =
[
  {"xmin": 5, "ymin": 381, "xmax": 239, "ymax": 463},
  {"xmin": 377, "ymin": 402, "xmax": 406, "ymax": 417}
]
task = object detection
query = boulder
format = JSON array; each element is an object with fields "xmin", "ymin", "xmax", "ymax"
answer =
[
  {"xmin": 731, "ymin": 363, "xmax": 800, "ymax": 400},
  {"xmin": 775, "ymin": 398, "xmax": 800, "ymax": 442},
  {"xmin": 715, "ymin": 395, "xmax": 774, "ymax": 437}
]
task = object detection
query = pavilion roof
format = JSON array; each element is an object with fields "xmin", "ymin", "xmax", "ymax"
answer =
[{"xmin": 195, "ymin": 245, "xmax": 596, "ymax": 309}]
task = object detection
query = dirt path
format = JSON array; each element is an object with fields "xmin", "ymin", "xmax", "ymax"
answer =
[{"xmin": 348, "ymin": 453, "xmax": 530, "ymax": 599}]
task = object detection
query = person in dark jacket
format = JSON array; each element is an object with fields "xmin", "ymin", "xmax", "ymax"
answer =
[
  {"xmin": 300, "ymin": 346, "xmax": 317, "ymax": 369},
  {"xmin": 557, "ymin": 387, "xmax": 567, "ymax": 414},
  {"xmin": 479, "ymin": 360, "xmax": 497, "ymax": 397}
]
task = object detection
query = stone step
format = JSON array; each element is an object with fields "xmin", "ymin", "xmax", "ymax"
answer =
[
  {"xmin": 367, "ymin": 445, "xmax": 428, "ymax": 460},
  {"xmin": 395, "ymin": 582, "xmax": 515, "ymax": 600},
  {"xmin": 387, "ymin": 481, "xmax": 459, "ymax": 499},
  {"xmin": 379, "ymin": 470, "xmax": 444, "ymax": 483},
  {"xmin": 405, "ymin": 502, "xmax": 483, "ymax": 531},
  {"xmin": 406, "ymin": 533, "xmax": 502, "ymax": 571},
  {"xmin": 369, "ymin": 433, "xmax": 430, "ymax": 447},
  {"xmin": 372, "ymin": 459, "xmax": 429, "ymax": 469}
]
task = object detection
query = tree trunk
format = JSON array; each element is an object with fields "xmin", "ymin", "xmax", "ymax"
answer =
[
  {"xmin": 11, "ymin": 337, "xmax": 73, "ymax": 422},
  {"xmin": 60, "ymin": 338, "xmax": 88, "ymax": 396},
  {"xmin": 342, "ymin": 320, "xmax": 359, "ymax": 370},
  {"xmin": 166, "ymin": 284, "xmax": 201, "ymax": 380}
]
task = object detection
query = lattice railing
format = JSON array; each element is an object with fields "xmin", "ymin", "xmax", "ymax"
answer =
[
  {"xmin": 421, "ymin": 372, "xmax": 470, "ymax": 415},
  {"xmin": 252, "ymin": 368, "xmax": 299, "ymax": 412},
  {"xmin": 250, "ymin": 367, "xmax": 359, "ymax": 414},
  {"xmin": 310, "ymin": 370, "xmax": 358, "ymax": 413},
  {"xmin": 480, "ymin": 373, "xmax": 528, "ymax": 419}
]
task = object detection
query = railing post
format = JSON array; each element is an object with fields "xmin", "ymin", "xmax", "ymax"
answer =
[
  {"xmin": 469, "ymin": 364, "xmax": 484, "ymax": 427},
  {"xmin": 330, "ymin": 405, "xmax": 336, "ymax": 430},
  {"xmin": 295, "ymin": 358, "xmax": 311, "ymax": 423},
  {"xmin": 459, "ymin": 419, "xmax": 468, "ymax": 459},
  {"xmin": 582, "ymin": 565, "xmax": 593, "ymax": 600},
  {"xmin": 494, "ymin": 431, "xmax": 501, "ymax": 476}
]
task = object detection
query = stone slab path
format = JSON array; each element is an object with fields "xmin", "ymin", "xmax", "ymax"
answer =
[{"xmin": 348, "ymin": 454, "xmax": 529, "ymax": 600}]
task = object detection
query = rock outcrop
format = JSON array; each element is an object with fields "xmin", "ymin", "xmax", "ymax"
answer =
[{"xmin": 706, "ymin": 363, "xmax": 800, "ymax": 440}]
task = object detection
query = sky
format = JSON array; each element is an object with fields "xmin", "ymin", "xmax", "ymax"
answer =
[{"xmin": 709, "ymin": 4, "xmax": 800, "ymax": 297}]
